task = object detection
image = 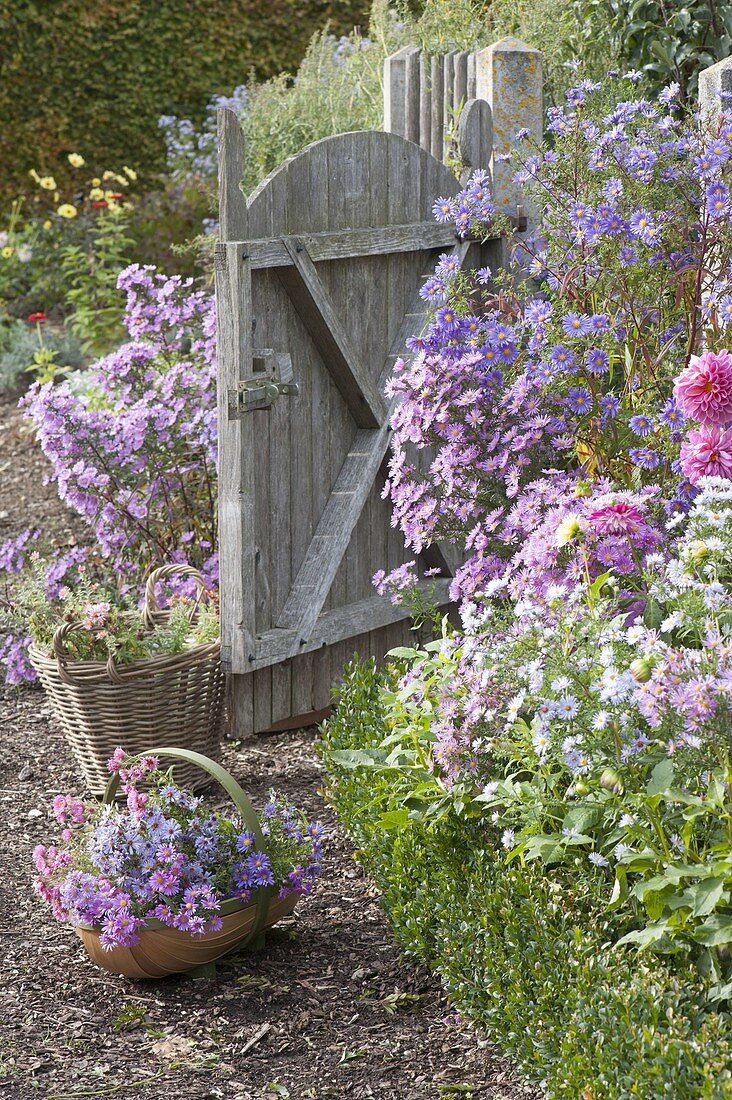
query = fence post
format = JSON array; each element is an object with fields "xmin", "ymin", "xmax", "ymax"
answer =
[
  {"xmin": 384, "ymin": 45, "xmax": 420, "ymax": 144},
  {"xmin": 475, "ymin": 37, "xmax": 542, "ymax": 228},
  {"xmin": 699, "ymin": 56, "xmax": 732, "ymax": 132}
]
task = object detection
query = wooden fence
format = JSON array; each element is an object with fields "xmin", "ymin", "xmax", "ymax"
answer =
[{"xmin": 384, "ymin": 38, "xmax": 542, "ymax": 223}]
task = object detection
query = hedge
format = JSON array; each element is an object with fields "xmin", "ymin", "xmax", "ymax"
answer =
[
  {"xmin": 0, "ymin": 1, "xmax": 370, "ymax": 203},
  {"xmin": 321, "ymin": 658, "xmax": 732, "ymax": 1100}
]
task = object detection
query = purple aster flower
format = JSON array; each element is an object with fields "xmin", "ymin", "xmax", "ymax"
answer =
[
  {"xmin": 586, "ymin": 348, "xmax": 609, "ymax": 375},
  {"xmin": 600, "ymin": 394, "xmax": 620, "ymax": 420},
  {"xmin": 629, "ymin": 446, "xmax": 661, "ymax": 470},
  {"xmin": 562, "ymin": 313, "xmax": 592, "ymax": 338},
  {"xmin": 629, "ymin": 414, "xmax": 654, "ymax": 437},
  {"xmin": 435, "ymin": 305, "xmax": 462, "ymax": 335},
  {"xmin": 246, "ymin": 852, "xmax": 275, "ymax": 888},
  {"xmin": 566, "ymin": 387, "xmax": 592, "ymax": 413},
  {"xmin": 628, "ymin": 210, "xmax": 659, "ymax": 244},
  {"xmin": 432, "ymin": 197, "xmax": 456, "ymax": 223}
]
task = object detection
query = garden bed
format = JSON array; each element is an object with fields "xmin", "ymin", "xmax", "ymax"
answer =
[{"xmin": 0, "ymin": 398, "xmax": 538, "ymax": 1100}]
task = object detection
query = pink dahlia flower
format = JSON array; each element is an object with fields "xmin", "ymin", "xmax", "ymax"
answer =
[
  {"xmin": 673, "ymin": 350, "xmax": 732, "ymax": 425},
  {"xmin": 680, "ymin": 424, "xmax": 732, "ymax": 484},
  {"xmin": 586, "ymin": 500, "xmax": 647, "ymax": 536}
]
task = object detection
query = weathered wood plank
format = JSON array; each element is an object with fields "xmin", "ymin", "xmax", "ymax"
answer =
[
  {"xmin": 276, "ymin": 238, "xmax": 386, "ymax": 428},
  {"xmin": 384, "ymin": 46, "xmax": 410, "ymax": 138},
  {"xmin": 243, "ymin": 221, "xmax": 459, "ymax": 269},
  {"xmin": 454, "ymin": 51, "xmax": 469, "ymax": 111},
  {"xmin": 419, "ymin": 52, "xmax": 432, "ymax": 152},
  {"xmin": 274, "ymin": 423, "xmax": 390, "ymax": 639},
  {"xmin": 458, "ymin": 98, "xmax": 493, "ymax": 174},
  {"xmin": 252, "ymin": 579, "xmax": 452, "ymax": 668},
  {"xmin": 430, "ymin": 55, "xmax": 444, "ymax": 162},
  {"xmin": 444, "ymin": 50, "xmax": 456, "ymax": 160},
  {"xmin": 467, "ymin": 51, "xmax": 477, "ymax": 99},
  {"xmin": 216, "ymin": 109, "xmax": 255, "ymax": 735},
  {"xmin": 405, "ymin": 46, "xmax": 421, "ymax": 144}
]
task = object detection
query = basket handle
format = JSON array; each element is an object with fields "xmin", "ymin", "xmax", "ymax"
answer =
[
  {"xmin": 51, "ymin": 620, "xmax": 128, "ymax": 686},
  {"xmin": 104, "ymin": 748, "xmax": 273, "ymax": 942},
  {"xmin": 143, "ymin": 564, "xmax": 209, "ymax": 631}
]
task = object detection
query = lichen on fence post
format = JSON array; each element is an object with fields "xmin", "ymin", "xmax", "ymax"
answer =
[
  {"xmin": 699, "ymin": 56, "xmax": 732, "ymax": 133},
  {"xmin": 475, "ymin": 37, "xmax": 542, "ymax": 230}
]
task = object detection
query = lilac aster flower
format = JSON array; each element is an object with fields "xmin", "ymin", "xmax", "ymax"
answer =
[{"xmin": 432, "ymin": 197, "xmax": 456, "ymax": 223}]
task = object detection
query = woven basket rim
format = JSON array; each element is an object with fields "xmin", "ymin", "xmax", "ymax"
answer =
[{"xmin": 28, "ymin": 638, "xmax": 221, "ymax": 683}]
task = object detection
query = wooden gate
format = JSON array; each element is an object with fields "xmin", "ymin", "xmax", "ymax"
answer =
[{"xmin": 214, "ymin": 73, "xmax": 521, "ymax": 733}]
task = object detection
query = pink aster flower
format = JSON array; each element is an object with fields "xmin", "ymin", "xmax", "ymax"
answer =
[
  {"xmin": 680, "ymin": 424, "xmax": 732, "ymax": 484},
  {"xmin": 673, "ymin": 350, "xmax": 732, "ymax": 425},
  {"xmin": 586, "ymin": 500, "xmax": 647, "ymax": 536}
]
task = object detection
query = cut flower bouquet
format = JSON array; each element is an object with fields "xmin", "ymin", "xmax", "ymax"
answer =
[{"xmin": 33, "ymin": 749, "xmax": 324, "ymax": 973}]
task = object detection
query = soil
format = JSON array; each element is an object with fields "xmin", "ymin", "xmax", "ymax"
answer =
[{"xmin": 0, "ymin": 394, "xmax": 543, "ymax": 1100}]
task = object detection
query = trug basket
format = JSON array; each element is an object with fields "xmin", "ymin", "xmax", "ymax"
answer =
[
  {"xmin": 29, "ymin": 565, "xmax": 225, "ymax": 794},
  {"xmin": 77, "ymin": 748, "xmax": 297, "ymax": 978}
]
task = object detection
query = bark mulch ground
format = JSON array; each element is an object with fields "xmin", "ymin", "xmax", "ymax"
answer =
[{"xmin": 0, "ymin": 394, "xmax": 543, "ymax": 1100}]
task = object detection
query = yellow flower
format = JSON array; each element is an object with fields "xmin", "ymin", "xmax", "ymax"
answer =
[
  {"xmin": 39, "ymin": 176, "xmax": 57, "ymax": 190},
  {"xmin": 57, "ymin": 203, "xmax": 77, "ymax": 219},
  {"xmin": 68, "ymin": 153, "xmax": 85, "ymax": 168},
  {"xmin": 91, "ymin": 177, "xmax": 101, "ymax": 187},
  {"xmin": 42, "ymin": 219, "xmax": 52, "ymax": 230},
  {"xmin": 28, "ymin": 168, "xmax": 40, "ymax": 184},
  {"xmin": 102, "ymin": 170, "xmax": 115, "ymax": 180},
  {"xmin": 123, "ymin": 166, "xmax": 137, "ymax": 181},
  {"xmin": 89, "ymin": 187, "xmax": 104, "ymax": 200},
  {"xmin": 1, "ymin": 246, "xmax": 13, "ymax": 258}
]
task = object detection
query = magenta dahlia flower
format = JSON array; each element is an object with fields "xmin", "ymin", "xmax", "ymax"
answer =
[
  {"xmin": 586, "ymin": 500, "xmax": 647, "ymax": 536},
  {"xmin": 679, "ymin": 424, "xmax": 732, "ymax": 484},
  {"xmin": 673, "ymin": 350, "xmax": 732, "ymax": 425}
]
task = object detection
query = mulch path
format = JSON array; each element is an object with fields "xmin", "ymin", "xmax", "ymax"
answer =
[{"xmin": 0, "ymin": 393, "xmax": 542, "ymax": 1100}]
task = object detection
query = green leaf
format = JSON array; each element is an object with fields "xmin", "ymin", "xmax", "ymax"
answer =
[
  {"xmin": 646, "ymin": 759, "xmax": 674, "ymax": 795},
  {"xmin": 327, "ymin": 748, "xmax": 380, "ymax": 769},
  {"xmin": 378, "ymin": 809, "xmax": 411, "ymax": 830},
  {"xmin": 689, "ymin": 877, "xmax": 726, "ymax": 918},
  {"xmin": 695, "ymin": 915, "xmax": 732, "ymax": 947},
  {"xmin": 616, "ymin": 922, "xmax": 669, "ymax": 949}
]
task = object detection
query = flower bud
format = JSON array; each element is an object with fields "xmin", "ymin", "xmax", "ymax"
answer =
[
  {"xmin": 600, "ymin": 767, "xmax": 624, "ymax": 795},
  {"xmin": 690, "ymin": 540, "xmax": 709, "ymax": 564},
  {"xmin": 574, "ymin": 778, "xmax": 590, "ymax": 796},
  {"xmin": 629, "ymin": 657, "xmax": 654, "ymax": 683},
  {"xmin": 556, "ymin": 514, "xmax": 582, "ymax": 547}
]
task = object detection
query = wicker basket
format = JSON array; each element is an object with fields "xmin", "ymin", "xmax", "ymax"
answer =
[
  {"xmin": 29, "ymin": 565, "xmax": 225, "ymax": 794},
  {"xmin": 76, "ymin": 748, "xmax": 297, "ymax": 978}
]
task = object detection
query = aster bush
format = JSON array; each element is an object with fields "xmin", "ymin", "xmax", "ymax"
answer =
[
  {"xmin": 384, "ymin": 73, "xmax": 732, "ymax": 614},
  {"xmin": 20, "ymin": 263, "xmax": 218, "ymax": 586},
  {"xmin": 33, "ymin": 750, "xmax": 324, "ymax": 951},
  {"xmin": 0, "ymin": 262, "xmax": 218, "ymax": 685}
]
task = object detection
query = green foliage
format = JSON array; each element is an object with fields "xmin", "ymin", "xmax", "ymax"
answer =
[
  {"xmin": 0, "ymin": 320, "xmax": 84, "ymax": 394},
  {"xmin": 578, "ymin": 0, "xmax": 732, "ymax": 99},
  {"xmin": 0, "ymin": 0, "xmax": 371, "ymax": 205},
  {"xmin": 59, "ymin": 209, "xmax": 134, "ymax": 357},
  {"xmin": 238, "ymin": 0, "xmax": 616, "ymax": 196},
  {"xmin": 0, "ymin": 558, "xmax": 219, "ymax": 665},
  {"xmin": 321, "ymin": 659, "xmax": 732, "ymax": 1100}
]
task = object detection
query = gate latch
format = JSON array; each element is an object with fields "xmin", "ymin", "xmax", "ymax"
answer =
[{"xmin": 228, "ymin": 350, "xmax": 299, "ymax": 417}]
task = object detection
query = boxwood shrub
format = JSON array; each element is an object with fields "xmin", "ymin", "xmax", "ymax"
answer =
[{"xmin": 321, "ymin": 658, "xmax": 732, "ymax": 1099}]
